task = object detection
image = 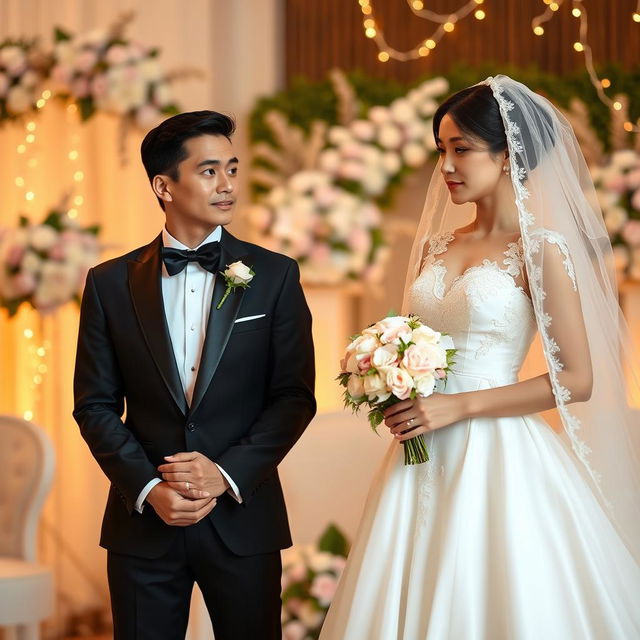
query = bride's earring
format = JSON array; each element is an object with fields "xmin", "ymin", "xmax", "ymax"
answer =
[{"xmin": 503, "ymin": 165, "xmax": 510, "ymax": 176}]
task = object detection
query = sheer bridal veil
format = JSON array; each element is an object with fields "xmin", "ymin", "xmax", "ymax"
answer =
[{"xmin": 402, "ymin": 75, "xmax": 640, "ymax": 562}]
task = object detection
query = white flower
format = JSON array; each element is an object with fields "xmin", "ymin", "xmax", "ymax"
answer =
[
  {"xmin": 319, "ymin": 148, "xmax": 341, "ymax": 174},
  {"xmin": 604, "ymin": 206, "xmax": 628, "ymax": 234},
  {"xmin": 153, "ymin": 82, "xmax": 173, "ymax": 108},
  {"xmin": 282, "ymin": 620, "xmax": 307, "ymax": 640},
  {"xmin": 363, "ymin": 372, "xmax": 391, "ymax": 402},
  {"xmin": 22, "ymin": 250, "xmax": 43, "ymax": 275},
  {"xmin": 415, "ymin": 372, "xmax": 436, "ymax": 397},
  {"xmin": 368, "ymin": 105, "xmax": 390, "ymax": 125},
  {"xmin": 361, "ymin": 169, "xmax": 387, "ymax": 196},
  {"xmin": 139, "ymin": 59, "xmax": 161, "ymax": 82},
  {"xmin": 382, "ymin": 151, "xmax": 401, "ymax": 175},
  {"xmin": 6, "ymin": 85, "xmax": 32, "ymax": 114},
  {"xmin": 350, "ymin": 119, "xmax": 376, "ymax": 141},
  {"xmin": 328, "ymin": 126, "xmax": 352, "ymax": 146},
  {"xmin": 307, "ymin": 550, "xmax": 333, "ymax": 573},
  {"xmin": 371, "ymin": 344, "xmax": 399, "ymax": 372},
  {"xmin": 224, "ymin": 261, "xmax": 253, "ymax": 285},
  {"xmin": 296, "ymin": 601, "xmax": 324, "ymax": 630},
  {"xmin": 611, "ymin": 150, "xmax": 638, "ymax": 170},
  {"xmin": 289, "ymin": 170, "xmax": 328, "ymax": 194},
  {"xmin": 419, "ymin": 77, "xmax": 449, "ymax": 98},
  {"xmin": 402, "ymin": 142, "xmax": 427, "ymax": 168},
  {"xmin": 411, "ymin": 325, "xmax": 441, "ymax": 344},
  {"xmin": 30, "ymin": 225, "xmax": 59, "ymax": 251},
  {"xmin": 390, "ymin": 98, "xmax": 416, "ymax": 124},
  {"xmin": 378, "ymin": 123, "xmax": 403, "ymax": 150}
]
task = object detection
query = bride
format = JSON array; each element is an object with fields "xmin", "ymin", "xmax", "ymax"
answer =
[{"xmin": 319, "ymin": 76, "xmax": 640, "ymax": 639}]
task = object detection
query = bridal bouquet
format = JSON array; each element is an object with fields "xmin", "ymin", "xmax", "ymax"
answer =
[{"xmin": 338, "ymin": 314, "xmax": 455, "ymax": 465}]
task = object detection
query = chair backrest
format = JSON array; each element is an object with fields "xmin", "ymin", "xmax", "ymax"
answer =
[{"xmin": 0, "ymin": 415, "xmax": 55, "ymax": 562}]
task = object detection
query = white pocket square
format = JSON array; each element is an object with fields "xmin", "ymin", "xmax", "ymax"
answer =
[{"xmin": 234, "ymin": 314, "xmax": 266, "ymax": 324}]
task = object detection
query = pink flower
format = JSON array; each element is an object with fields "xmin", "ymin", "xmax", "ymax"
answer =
[
  {"xmin": 603, "ymin": 175, "xmax": 627, "ymax": 194},
  {"xmin": 402, "ymin": 343, "xmax": 446, "ymax": 377},
  {"xmin": 6, "ymin": 243, "xmax": 25, "ymax": 267},
  {"xmin": 71, "ymin": 77, "xmax": 90, "ymax": 98},
  {"xmin": 11, "ymin": 271, "xmax": 36, "ymax": 296},
  {"xmin": 386, "ymin": 367, "xmax": 414, "ymax": 400},
  {"xmin": 282, "ymin": 620, "xmax": 307, "ymax": 640},
  {"xmin": 309, "ymin": 574, "xmax": 338, "ymax": 606},
  {"xmin": 309, "ymin": 243, "xmax": 331, "ymax": 265},
  {"xmin": 48, "ymin": 242, "xmax": 66, "ymax": 261},
  {"xmin": 622, "ymin": 219, "xmax": 640, "ymax": 246},
  {"xmin": 347, "ymin": 227, "xmax": 371, "ymax": 254},
  {"xmin": 339, "ymin": 160, "xmax": 366, "ymax": 181},
  {"xmin": 75, "ymin": 49, "xmax": 98, "ymax": 73},
  {"xmin": 105, "ymin": 45, "xmax": 128, "ymax": 66},
  {"xmin": 627, "ymin": 170, "xmax": 640, "ymax": 190},
  {"xmin": 91, "ymin": 74, "xmax": 109, "ymax": 98}
]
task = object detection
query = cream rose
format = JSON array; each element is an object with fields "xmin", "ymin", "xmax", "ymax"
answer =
[
  {"xmin": 415, "ymin": 372, "xmax": 436, "ymax": 397},
  {"xmin": 411, "ymin": 325, "xmax": 441, "ymax": 344},
  {"xmin": 386, "ymin": 367, "xmax": 414, "ymax": 400},
  {"xmin": 30, "ymin": 225, "xmax": 59, "ymax": 251},
  {"xmin": 224, "ymin": 261, "xmax": 253, "ymax": 284},
  {"xmin": 363, "ymin": 372, "xmax": 390, "ymax": 402},
  {"xmin": 347, "ymin": 374, "xmax": 365, "ymax": 399},
  {"xmin": 371, "ymin": 344, "xmax": 398, "ymax": 372},
  {"xmin": 402, "ymin": 342, "xmax": 446, "ymax": 376}
]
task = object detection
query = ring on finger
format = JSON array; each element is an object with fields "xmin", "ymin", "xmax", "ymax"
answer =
[
  {"xmin": 185, "ymin": 481, "xmax": 190, "ymax": 491},
  {"xmin": 406, "ymin": 418, "xmax": 416, "ymax": 428}
]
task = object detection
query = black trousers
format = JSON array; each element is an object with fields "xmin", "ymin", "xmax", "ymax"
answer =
[{"xmin": 107, "ymin": 518, "xmax": 282, "ymax": 640}]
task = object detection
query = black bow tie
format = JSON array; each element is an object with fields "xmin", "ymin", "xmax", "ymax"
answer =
[{"xmin": 161, "ymin": 242, "xmax": 222, "ymax": 276}]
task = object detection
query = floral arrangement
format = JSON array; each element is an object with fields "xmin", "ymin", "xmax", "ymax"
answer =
[
  {"xmin": 592, "ymin": 149, "xmax": 640, "ymax": 280},
  {"xmin": 217, "ymin": 260, "xmax": 254, "ymax": 308},
  {"xmin": 246, "ymin": 76, "xmax": 448, "ymax": 286},
  {"xmin": 248, "ymin": 170, "xmax": 384, "ymax": 285},
  {"xmin": 49, "ymin": 20, "xmax": 178, "ymax": 129},
  {"xmin": 338, "ymin": 314, "xmax": 455, "ymax": 465},
  {"xmin": 0, "ymin": 14, "xmax": 186, "ymax": 129},
  {"xmin": 281, "ymin": 524, "xmax": 349, "ymax": 640},
  {"xmin": 0, "ymin": 39, "xmax": 48, "ymax": 119},
  {"xmin": 0, "ymin": 197, "xmax": 100, "ymax": 316}
]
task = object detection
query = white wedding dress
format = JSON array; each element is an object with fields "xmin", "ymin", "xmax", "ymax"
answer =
[{"xmin": 319, "ymin": 232, "xmax": 640, "ymax": 640}]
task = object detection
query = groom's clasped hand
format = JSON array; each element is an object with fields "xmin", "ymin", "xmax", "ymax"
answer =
[{"xmin": 146, "ymin": 451, "xmax": 230, "ymax": 527}]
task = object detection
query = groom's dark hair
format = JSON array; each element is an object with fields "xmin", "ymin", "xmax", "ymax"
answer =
[{"xmin": 141, "ymin": 110, "xmax": 236, "ymax": 209}]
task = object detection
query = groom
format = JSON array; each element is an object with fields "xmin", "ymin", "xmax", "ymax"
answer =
[{"xmin": 73, "ymin": 111, "xmax": 316, "ymax": 640}]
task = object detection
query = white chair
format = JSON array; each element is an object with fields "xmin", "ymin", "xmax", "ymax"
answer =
[{"xmin": 0, "ymin": 415, "xmax": 55, "ymax": 640}]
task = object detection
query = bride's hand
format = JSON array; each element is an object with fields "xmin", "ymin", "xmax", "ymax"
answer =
[{"xmin": 383, "ymin": 394, "xmax": 467, "ymax": 441}]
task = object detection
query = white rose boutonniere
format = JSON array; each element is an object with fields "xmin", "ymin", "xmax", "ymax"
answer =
[{"xmin": 217, "ymin": 260, "xmax": 254, "ymax": 309}]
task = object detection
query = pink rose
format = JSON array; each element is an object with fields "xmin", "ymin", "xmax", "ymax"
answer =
[
  {"xmin": 402, "ymin": 343, "xmax": 446, "ymax": 377},
  {"xmin": 386, "ymin": 367, "xmax": 414, "ymax": 400},
  {"xmin": 627, "ymin": 170, "xmax": 640, "ymax": 190},
  {"xmin": 282, "ymin": 621, "xmax": 306, "ymax": 640},
  {"xmin": 604, "ymin": 175, "xmax": 627, "ymax": 194},
  {"xmin": 6, "ymin": 243, "xmax": 25, "ymax": 267},
  {"xmin": 11, "ymin": 271, "xmax": 36, "ymax": 296},
  {"xmin": 309, "ymin": 573, "xmax": 338, "ymax": 606}
]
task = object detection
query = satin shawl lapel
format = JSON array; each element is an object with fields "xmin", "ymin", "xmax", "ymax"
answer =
[
  {"xmin": 128, "ymin": 235, "xmax": 188, "ymax": 415},
  {"xmin": 189, "ymin": 231, "xmax": 253, "ymax": 417}
]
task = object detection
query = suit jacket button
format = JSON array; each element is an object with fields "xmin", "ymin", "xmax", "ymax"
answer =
[{"xmin": 187, "ymin": 422, "xmax": 196, "ymax": 432}]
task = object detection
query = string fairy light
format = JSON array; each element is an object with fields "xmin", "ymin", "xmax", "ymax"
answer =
[
  {"xmin": 356, "ymin": 0, "xmax": 638, "ymax": 134},
  {"xmin": 530, "ymin": 0, "xmax": 640, "ymax": 133},
  {"xmin": 357, "ymin": 0, "xmax": 486, "ymax": 62}
]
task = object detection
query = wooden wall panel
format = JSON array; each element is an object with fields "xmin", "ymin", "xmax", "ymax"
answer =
[{"xmin": 285, "ymin": 0, "xmax": 639, "ymax": 84}]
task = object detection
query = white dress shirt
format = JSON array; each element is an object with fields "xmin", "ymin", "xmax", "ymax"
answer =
[{"xmin": 135, "ymin": 226, "xmax": 242, "ymax": 512}]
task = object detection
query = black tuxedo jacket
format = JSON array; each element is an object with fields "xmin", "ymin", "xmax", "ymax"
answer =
[{"xmin": 73, "ymin": 228, "xmax": 316, "ymax": 559}]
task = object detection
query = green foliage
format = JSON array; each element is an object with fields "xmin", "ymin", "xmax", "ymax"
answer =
[
  {"xmin": 250, "ymin": 65, "xmax": 640, "ymax": 164},
  {"xmin": 318, "ymin": 523, "xmax": 349, "ymax": 557}
]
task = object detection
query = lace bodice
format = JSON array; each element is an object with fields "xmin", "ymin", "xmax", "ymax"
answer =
[{"xmin": 408, "ymin": 232, "xmax": 536, "ymax": 386}]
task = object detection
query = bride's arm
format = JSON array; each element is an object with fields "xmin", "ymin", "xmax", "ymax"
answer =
[{"xmin": 385, "ymin": 242, "xmax": 593, "ymax": 437}]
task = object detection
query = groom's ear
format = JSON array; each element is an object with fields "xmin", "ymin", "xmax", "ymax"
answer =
[{"xmin": 152, "ymin": 174, "xmax": 174, "ymax": 205}]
